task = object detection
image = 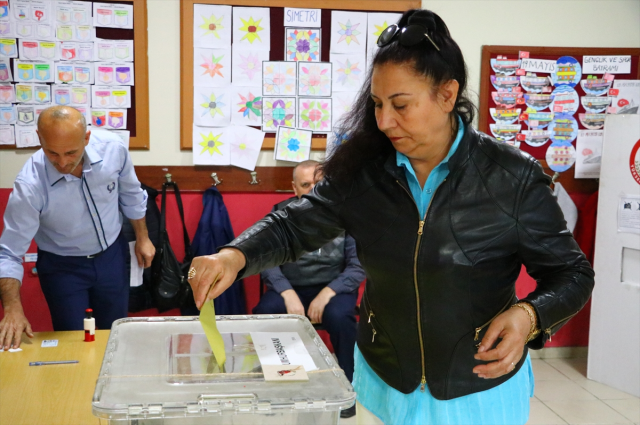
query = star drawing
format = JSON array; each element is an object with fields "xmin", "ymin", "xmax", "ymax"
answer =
[
  {"xmin": 239, "ymin": 53, "xmax": 260, "ymax": 80},
  {"xmin": 373, "ymin": 21, "xmax": 390, "ymax": 38},
  {"xmin": 238, "ymin": 16, "xmax": 263, "ymax": 43},
  {"xmin": 337, "ymin": 20, "xmax": 361, "ymax": 45},
  {"xmin": 237, "ymin": 92, "xmax": 262, "ymax": 119},
  {"xmin": 199, "ymin": 131, "xmax": 223, "ymax": 155},
  {"xmin": 201, "ymin": 54, "xmax": 224, "ymax": 78},
  {"xmin": 336, "ymin": 59, "xmax": 362, "ymax": 85},
  {"xmin": 199, "ymin": 14, "xmax": 224, "ymax": 38},
  {"xmin": 200, "ymin": 92, "xmax": 225, "ymax": 118}
]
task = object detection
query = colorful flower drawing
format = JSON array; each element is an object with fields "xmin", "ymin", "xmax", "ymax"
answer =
[
  {"xmin": 200, "ymin": 53, "xmax": 224, "ymax": 78},
  {"xmin": 199, "ymin": 131, "xmax": 224, "ymax": 155},
  {"xmin": 237, "ymin": 92, "xmax": 262, "ymax": 121},
  {"xmin": 262, "ymin": 97, "xmax": 295, "ymax": 131},
  {"xmin": 238, "ymin": 16, "xmax": 263, "ymax": 43},
  {"xmin": 199, "ymin": 14, "xmax": 224, "ymax": 39},
  {"xmin": 298, "ymin": 63, "xmax": 331, "ymax": 97},
  {"xmin": 263, "ymin": 62, "xmax": 296, "ymax": 96},
  {"xmin": 238, "ymin": 52, "xmax": 260, "ymax": 80},
  {"xmin": 337, "ymin": 20, "xmax": 361, "ymax": 45},
  {"xmin": 276, "ymin": 127, "xmax": 312, "ymax": 162},
  {"xmin": 286, "ymin": 28, "xmax": 320, "ymax": 62},
  {"xmin": 299, "ymin": 98, "xmax": 332, "ymax": 132},
  {"xmin": 200, "ymin": 92, "xmax": 225, "ymax": 118},
  {"xmin": 335, "ymin": 58, "xmax": 362, "ymax": 87}
]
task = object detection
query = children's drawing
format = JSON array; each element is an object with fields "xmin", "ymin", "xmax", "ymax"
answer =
[
  {"xmin": 578, "ymin": 113, "xmax": 606, "ymax": 130},
  {"xmin": 262, "ymin": 61, "xmax": 296, "ymax": 96},
  {"xmin": 520, "ymin": 75, "xmax": 551, "ymax": 93},
  {"xmin": 0, "ymin": 83, "xmax": 15, "ymax": 103},
  {"xmin": 523, "ymin": 93, "xmax": 553, "ymax": 111},
  {"xmin": 193, "ymin": 87, "xmax": 230, "ymax": 127},
  {"xmin": 231, "ymin": 49, "xmax": 268, "ymax": 86},
  {"xmin": 331, "ymin": 53, "xmax": 366, "ymax": 92},
  {"xmin": 15, "ymin": 125, "xmax": 40, "ymax": 148},
  {"xmin": 0, "ymin": 38, "xmax": 18, "ymax": 58},
  {"xmin": 194, "ymin": 48, "xmax": 231, "ymax": 87},
  {"xmin": 285, "ymin": 28, "xmax": 321, "ymax": 62},
  {"xmin": 551, "ymin": 56, "xmax": 581, "ymax": 88},
  {"xmin": 0, "ymin": 59, "xmax": 11, "ymax": 82},
  {"xmin": 0, "ymin": 124, "xmax": 15, "ymax": 145},
  {"xmin": 580, "ymin": 77, "xmax": 611, "ymax": 96},
  {"xmin": 232, "ymin": 7, "xmax": 270, "ymax": 50},
  {"xmin": 298, "ymin": 97, "xmax": 332, "ymax": 133},
  {"xmin": 610, "ymin": 80, "xmax": 640, "ymax": 114},
  {"xmin": 490, "ymin": 108, "xmax": 519, "ymax": 125},
  {"xmin": 549, "ymin": 114, "xmax": 579, "ymax": 144},
  {"xmin": 298, "ymin": 62, "xmax": 331, "ymax": 97},
  {"xmin": 275, "ymin": 126, "xmax": 312, "ymax": 162},
  {"xmin": 489, "ymin": 124, "xmax": 521, "ymax": 141},
  {"xmin": 490, "ymin": 75, "xmax": 520, "ymax": 91},
  {"xmin": 550, "ymin": 86, "xmax": 579, "ymax": 115},
  {"xmin": 330, "ymin": 11, "xmax": 367, "ymax": 54},
  {"xmin": 262, "ymin": 97, "xmax": 295, "ymax": 132},
  {"xmin": 0, "ymin": 105, "xmax": 16, "ymax": 124},
  {"xmin": 524, "ymin": 111, "xmax": 554, "ymax": 129},
  {"xmin": 332, "ymin": 91, "xmax": 358, "ymax": 128},
  {"xmin": 521, "ymin": 129, "xmax": 551, "ymax": 147},
  {"xmin": 366, "ymin": 12, "xmax": 401, "ymax": 57},
  {"xmin": 581, "ymin": 95, "xmax": 611, "ymax": 114},
  {"xmin": 490, "ymin": 58, "xmax": 521, "ymax": 76},
  {"xmin": 193, "ymin": 4, "xmax": 231, "ymax": 48},
  {"xmin": 545, "ymin": 141, "xmax": 576, "ymax": 173},
  {"xmin": 193, "ymin": 125, "xmax": 231, "ymax": 165},
  {"xmin": 575, "ymin": 130, "xmax": 603, "ymax": 179},
  {"xmin": 230, "ymin": 87, "xmax": 262, "ymax": 125},
  {"xmin": 229, "ymin": 125, "xmax": 266, "ymax": 171}
]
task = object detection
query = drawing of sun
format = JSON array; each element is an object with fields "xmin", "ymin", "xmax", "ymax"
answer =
[
  {"xmin": 238, "ymin": 16, "xmax": 263, "ymax": 43},
  {"xmin": 373, "ymin": 21, "xmax": 390, "ymax": 38},
  {"xmin": 201, "ymin": 54, "xmax": 224, "ymax": 78},
  {"xmin": 337, "ymin": 20, "xmax": 361, "ymax": 45},
  {"xmin": 200, "ymin": 92, "xmax": 225, "ymax": 118},
  {"xmin": 199, "ymin": 131, "xmax": 223, "ymax": 155},
  {"xmin": 199, "ymin": 14, "xmax": 224, "ymax": 38}
]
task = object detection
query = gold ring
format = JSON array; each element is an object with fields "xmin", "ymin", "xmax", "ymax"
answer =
[{"xmin": 188, "ymin": 267, "xmax": 196, "ymax": 280}]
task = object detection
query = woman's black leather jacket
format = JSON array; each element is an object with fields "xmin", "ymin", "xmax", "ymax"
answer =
[{"xmin": 226, "ymin": 126, "xmax": 595, "ymax": 400}]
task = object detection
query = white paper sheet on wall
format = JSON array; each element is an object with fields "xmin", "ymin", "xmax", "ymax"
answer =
[
  {"xmin": 231, "ymin": 49, "xmax": 268, "ymax": 87},
  {"xmin": 194, "ymin": 47, "xmax": 231, "ymax": 88},
  {"xmin": 193, "ymin": 86, "xmax": 231, "ymax": 127},
  {"xmin": 193, "ymin": 4, "xmax": 232, "ymax": 48},
  {"xmin": 329, "ymin": 11, "xmax": 367, "ymax": 54},
  {"xmin": 330, "ymin": 52, "xmax": 367, "ymax": 92},
  {"xmin": 229, "ymin": 124, "xmax": 265, "ymax": 171},
  {"xmin": 229, "ymin": 85, "xmax": 262, "ymax": 126},
  {"xmin": 232, "ymin": 6, "xmax": 270, "ymax": 51},
  {"xmin": 193, "ymin": 124, "xmax": 231, "ymax": 165},
  {"xmin": 575, "ymin": 130, "xmax": 603, "ymax": 179}
]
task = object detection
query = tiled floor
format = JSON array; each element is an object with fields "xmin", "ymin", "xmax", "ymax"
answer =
[{"xmin": 341, "ymin": 357, "xmax": 640, "ymax": 425}]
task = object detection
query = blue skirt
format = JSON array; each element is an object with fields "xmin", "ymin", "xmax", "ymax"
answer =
[{"xmin": 353, "ymin": 346, "xmax": 534, "ymax": 425}]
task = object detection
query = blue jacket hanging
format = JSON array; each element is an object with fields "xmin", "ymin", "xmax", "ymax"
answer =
[{"xmin": 183, "ymin": 186, "xmax": 246, "ymax": 315}]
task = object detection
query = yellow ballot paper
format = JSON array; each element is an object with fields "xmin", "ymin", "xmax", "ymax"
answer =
[{"xmin": 199, "ymin": 299, "xmax": 226, "ymax": 372}]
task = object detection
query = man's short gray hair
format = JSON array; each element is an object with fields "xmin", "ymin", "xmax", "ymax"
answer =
[
  {"xmin": 37, "ymin": 105, "xmax": 87, "ymax": 133},
  {"xmin": 292, "ymin": 159, "xmax": 320, "ymax": 179}
]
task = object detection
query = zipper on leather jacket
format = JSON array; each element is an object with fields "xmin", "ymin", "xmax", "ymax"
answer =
[
  {"xmin": 544, "ymin": 311, "xmax": 579, "ymax": 342},
  {"xmin": 396, "ymin": 179, "xmax": 445, "ymax": 392},
  {"xmin": 363, "ymin": 292, "xmax": 377, "ymax": 343},
  {"xmin": 474, "ymin": 297, "xmax": 513, "ymax": 343}
]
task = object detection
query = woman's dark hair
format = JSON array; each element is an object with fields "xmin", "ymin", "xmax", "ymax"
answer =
[{"xmin": 322, "ymin": 9, "xmax": 475, "ymax": 181}]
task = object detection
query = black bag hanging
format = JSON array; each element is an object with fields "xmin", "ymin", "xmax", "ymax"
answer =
[{"xmin": 150, "ymin": 181, "xmax": 194, "ymax": 312}]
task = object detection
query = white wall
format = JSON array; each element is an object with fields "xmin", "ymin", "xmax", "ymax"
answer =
[{"xmin": 1, "ymin": 0, "xmax": 639, "ymax": 188}]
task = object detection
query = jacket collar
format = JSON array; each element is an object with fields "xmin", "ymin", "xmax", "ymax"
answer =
[{"xmin": 46, "ymin": 143, "xmax": 102, "ymax": 186}]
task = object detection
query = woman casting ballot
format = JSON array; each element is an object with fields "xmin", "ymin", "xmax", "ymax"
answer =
[{"xmin": 187, "ymin": 9, "xmax": 594, "ymax": 425}]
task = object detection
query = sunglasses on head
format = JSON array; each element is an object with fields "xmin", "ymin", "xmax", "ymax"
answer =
[{"xmin": 376, "ymin": 24, "xmax": 440, "ymax": 52}]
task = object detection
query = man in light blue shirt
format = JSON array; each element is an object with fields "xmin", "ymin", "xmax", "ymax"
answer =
[{"xmin": 0, "ymin": 106, "xmax": 155, "ymax": 349}]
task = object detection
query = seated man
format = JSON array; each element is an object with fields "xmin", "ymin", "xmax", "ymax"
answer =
[{"xmin": 253, "ymin": 160, "xmax": 365, "ymax": 391}]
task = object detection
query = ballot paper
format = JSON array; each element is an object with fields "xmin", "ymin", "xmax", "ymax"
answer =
[
  {"xmin": 250, "ymin": 332, "xmax": 317, "ymax": 372},
  {"xmin": 199, "ymin": 299, "xmax": 226, "ymax": 372}
]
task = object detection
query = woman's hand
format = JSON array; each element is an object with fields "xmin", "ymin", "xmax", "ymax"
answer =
[
  {"xmin": 472, "ymin": 306, "xmax": 531, "ymax": 379},
  {"xmin": 188, "ymin": 248, "xmax": 246, "ymax": 310}
]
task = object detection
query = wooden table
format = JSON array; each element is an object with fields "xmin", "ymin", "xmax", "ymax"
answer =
[{"xmin": 0, "ymin": 330, "xmax": 109, "ymax": 425}]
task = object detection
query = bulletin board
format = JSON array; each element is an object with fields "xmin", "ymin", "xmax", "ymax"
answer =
[
  {"xmin": 179, "ymin": 0, "xmax": 420, "ymax": 151},
  {"xmin": 479, "ymin": 46, "xmax": 640, "ymax": 161},
  {"xmin": 0, "ymin": 0, "xmax": 150, "ymax": 150}
]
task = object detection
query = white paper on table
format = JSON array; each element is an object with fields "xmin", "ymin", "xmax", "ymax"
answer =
[
  {"xmin": 0, "ymin": 38, "xmax": 18, "ymax": 58},
  {"xmin": 366, "ymin": 12, "xmax": 401, "ymax": 57},
  {"xmin": 262, "ymin": 61, "xmax": 297, "ymax": 96},
  {"xmin": 108, "ymin": 129, "xmax": 130, "ymax": 148},
  {"xmin": 618, "ymin": 195, "xmax": 640, "ymax": 234},
  {"xmin": 194, "ymin": 86, "xmax": 231, "ymax": 127},
  {"xmin": 194, "ymin": 47, "xmax": 231, "ymax": 88},
  {"xmin": 91, "ymin": 85, "xmax": 131, "ymax": 109},
  {"xmin": 250, "ymin": 332, "xmax": 317, "ymax": 372},
  {"xmin": 0, "ymin": 58, "xmax": 12, "ymax": 82},
  {"xmin": 0, "ymin": 104, "xmax": 16, "ymax": 124},
  {"xmin": 14, "ymin": 124, "xmax": 39, "ymax": 147},
  {"xmin": 275, "ymin": 126, "xmax": 312, "ymax": 162},
  {"xmin": 329, "ymin": 11, "xmax": 367, "ymax": 54},
  {"xmin": 94, "ymin": 62, "xmax": 134, "ymax": 86},
  {"xmin": 330, "ymin": 52, "xmax": 367, "ymax": 92},
  {"xmin": 193, "ymin": 124, "xmax": 231, "ymax": 165},
  {"xmin": 229, "ymin": 124, "xmax": 265, "ymax": 170},
  {"xmin": 232, "ymin": 7, "xmax": 270, "ymax": 51},
  {"xmin": 611, "ymin": 80, "xmax": 640, "ymax": 114},
  {"xmin": 229, "ymin": 85, "xmax": 262, "ymax": 126},
  {"xmin": 93, "ymin": 39, "xmax": 133, "ymax": 62},
  {"xmin": 128, "ymin": 241, "xmax": 143, "ymax": 287},
  {"xmin": 231, "ymin": 49, "xmax": 268, "ymax": 87},
  {"xmin": 332, "ymin": 91, "xmax": 358, "ymax": 128},
  {"xmin": 193, "ymin": 4, "xmax": 231, "ymax": 48},
  {"xmin": 0, "ymin": 124, "xmax": 15, "ymax": 144},
  {"xmin": 575, "ymin": 130, "xmax": 603, "ymax": 179},
  {"xmin": 19, "ymin": 39, "xmax": 59, "ymax": 61}
]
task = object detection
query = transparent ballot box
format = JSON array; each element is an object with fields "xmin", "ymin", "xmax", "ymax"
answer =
[{"xmin": 92, "ymin": 315, "xmax": 355, "ymax": 424}]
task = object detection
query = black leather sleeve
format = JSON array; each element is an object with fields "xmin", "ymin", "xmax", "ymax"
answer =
[
  {"xmin": 222, "ymin": 178, "xmax": 348, "ymax": 278},
  {"xmin": 515, "ymin": 158, "xmax": 595, "ymax": 349}
]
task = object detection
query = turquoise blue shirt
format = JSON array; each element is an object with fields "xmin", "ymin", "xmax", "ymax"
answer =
[{"xmin": 352, "ymin": 116, "xmax": 534, "ymax": 424}]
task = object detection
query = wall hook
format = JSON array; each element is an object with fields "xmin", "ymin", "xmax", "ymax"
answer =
[
  {"xmin": 211, "ymin": 172, "xmax": 222, "ymax": 186},
  {"xmin": 249, "ymin": 171, "xmax": 260, "ymax": 185},
  {"xmin": 165, "ymin": 173, "xmax": 172, "ymax": 183}
]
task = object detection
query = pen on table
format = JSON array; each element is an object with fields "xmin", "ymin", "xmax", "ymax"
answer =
[{"xmin": 29, "ymin": 360, "xmax": 79, "ymax": 366}]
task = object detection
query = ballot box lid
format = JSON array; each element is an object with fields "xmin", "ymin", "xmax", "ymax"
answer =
[{"xmin": 92, "ymin": 315, "xmax": 355, "ymax": 420}]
